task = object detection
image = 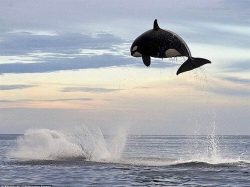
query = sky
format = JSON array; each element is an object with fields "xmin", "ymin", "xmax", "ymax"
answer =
[{"xmin": 0, "ymin": 0, "xmax": 249, "ymax": 135}]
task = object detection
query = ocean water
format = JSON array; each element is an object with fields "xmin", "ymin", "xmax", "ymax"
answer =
[{"xmin": 0, "ymin": 126, "xmax": 249, "ymax": 186}]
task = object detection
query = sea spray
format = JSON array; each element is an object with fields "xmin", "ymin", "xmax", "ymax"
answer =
[
  {"xmin": 206, "ymin": 112, "xmax": 220, "ymax": 162},
  {"xmin": 107, "ymin": 126, "xmax": 128, "ymax": 161},
  {"xmin": 65, "ymin": 125, "xmax": 111, "ymax": 161},
  {"xmin": 9, "ymin": 129, "xmax": 84, "ymax": 160},
  {"xmin": 9, "ymin": 125, "xmax": 128, "ymax": 162},
  {"xmin": 190, "ymin": 114, "xmax": 220, "ymax": 164}
]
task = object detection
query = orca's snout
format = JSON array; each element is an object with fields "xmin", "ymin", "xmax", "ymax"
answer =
[
  {"xmin": 131, "ymin": 45, "xmax": 142, "ymax": 57},
  {"xmin": 130, "ymin": 50, "xmax": 134, "ymax": 56},
  {"xmin": 130, "ymin": 46, "xmax": 135, "ymax": 56}
]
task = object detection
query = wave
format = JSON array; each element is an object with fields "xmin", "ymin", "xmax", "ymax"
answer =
[
  {"xmin": 169, "ymin": 160, "xmax": 250, "ymax": 167},
  {"xmin": 114, "ymin": 157, "xmax": 250, "ymax": 167},
  {"xmin": 9, "ymin": 157, "xmax": 250, "ymax": 168}
]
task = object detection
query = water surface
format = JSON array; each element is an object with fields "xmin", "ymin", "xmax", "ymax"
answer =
[{"xmin": 1, "ymin": 131, "xmax": 249, "ymax": 186}]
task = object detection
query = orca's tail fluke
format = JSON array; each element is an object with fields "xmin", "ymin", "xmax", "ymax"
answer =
[{"xmin": 176, "ymin": 57, "xmax": 211, "ymax": 75}]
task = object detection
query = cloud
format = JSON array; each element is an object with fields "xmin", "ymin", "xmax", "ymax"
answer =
[
  {"xmin": 209, "ymin": 86, "xmax": 250, "ymax": 97},
  {"xmin": 180, "ymin": 22, "xmax": 250, "ymax": 48},
  {"xmin": 0, "ymin": 50, "xmax": 177, "ymax": 74},
  {"xmin": 1, "ymin": 0, "xmax": 248, "ymax": 33},
  {"xmin": 0, "ymin": 32, "xmax": 123, "ymax": 56},
  {"xmin": 1, "ymin": 0, "xmax": 250, "ymax": 46},
  {"xmin": 62, "ymin": 87, "xmax": 122, "ymax": 93},
  {"xmin": 0, "ymin": 55, "xmax": 137, "ymax": 74},
  {"xmin": 201, "ymin": 76, "xmax": 250, "ymax": 98},
  {"xmin": 189, "ymin": 44, "xmax": 250, "ymax": 73},
  {"xmin": 0, "ymin": 32, "xmax": 146, "ymax": 73},
  {"xmin": 0, "ymin": 99, "xmax": 30, "ymax": 103},
  {"xmin": 0, "ymin": 84, "xmax": 35, "ymax": 90},
  {"xmin": 189, "ymin": 75, "xmax": 250, "ymax": 98},
  {"xmin": 222, "ymin": 76, "xmax": 250, "ymax": 85},
  {"xmin": 0, "ymin": 98, "xmax": 92, "ymax": 103},
  {"xmin": 224, "ymin": 61, "xmax": 250, "ymax": 72}
]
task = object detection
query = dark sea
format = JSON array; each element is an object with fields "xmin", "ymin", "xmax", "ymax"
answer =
[{"xmin": 0, "ymin": 127, "xmax": 249, "ymax": 186}]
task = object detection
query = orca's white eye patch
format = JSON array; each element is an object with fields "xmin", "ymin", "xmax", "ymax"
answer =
[{"xmin": 132, "ymin": 46, "xmax": 138, "ymax": 51}]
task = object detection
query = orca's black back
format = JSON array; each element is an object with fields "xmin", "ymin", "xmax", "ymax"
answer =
[{"xmin": 133, "ymin": 28, "xmax": 191, "ymax": 58}]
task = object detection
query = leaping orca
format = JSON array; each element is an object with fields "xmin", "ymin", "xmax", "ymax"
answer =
[{"xmin": 130, "ymin": 19, "xmax": 211, "ymax": 75}]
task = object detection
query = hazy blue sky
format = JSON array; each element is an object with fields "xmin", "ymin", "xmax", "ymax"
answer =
[{"xmin": 0, "ymin": 0, "xmax": 249, "ymax": 134}]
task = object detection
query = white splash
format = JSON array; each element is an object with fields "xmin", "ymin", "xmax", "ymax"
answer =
[
  {"xmin": 9, "ymin": 129, "xmax": 84, "ymax": 160},
  {"xmin": 9, "ymin": 125, "xmax": 128, "ymax": 162},
  {"xmin": 107, "ymin": 127, "xmax": 128, "ymax": 161},
  {"xmin": 206, "ymin": 114, "xmax": 220, "ymax": 162},
  {"xmin": 183, "ymin": 113, "xmax": 245, "ymax": 165}
]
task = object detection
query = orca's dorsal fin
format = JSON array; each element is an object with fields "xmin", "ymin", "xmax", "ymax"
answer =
[{"xmin": 153, "ymin": 19, "xmax": 160, "ymax": 30}]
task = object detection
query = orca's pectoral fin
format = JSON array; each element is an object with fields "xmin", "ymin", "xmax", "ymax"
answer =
[
  {"xmin": 142, "ymin": 55, "xmax": 151, "ymax": 67},
  {"xmin": 176, "ymin": 57, "xmax": 211, "ymax": 75}
]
